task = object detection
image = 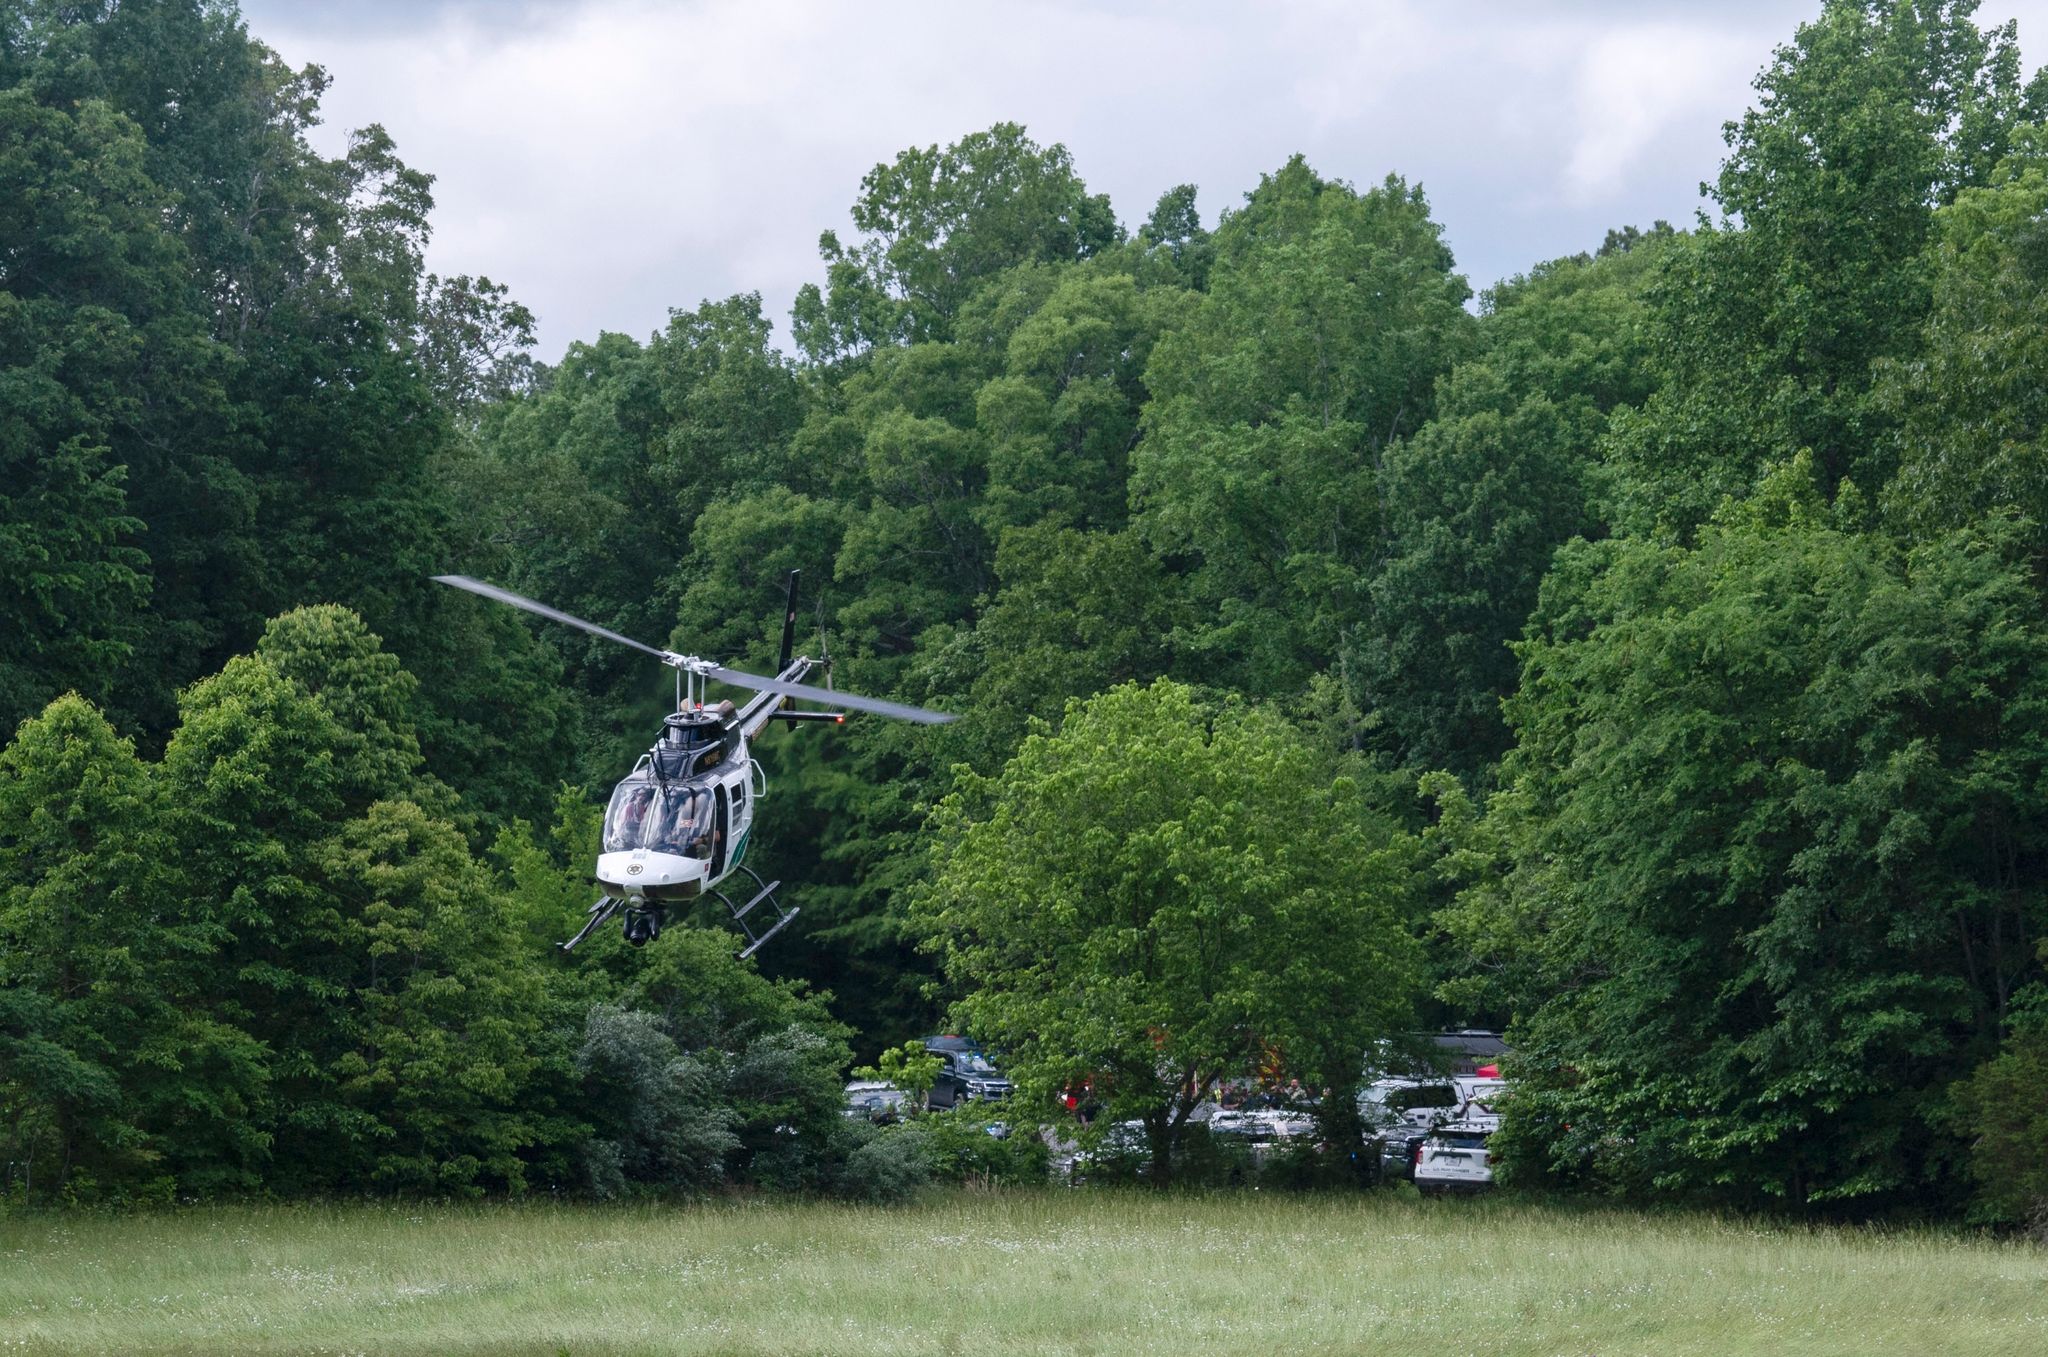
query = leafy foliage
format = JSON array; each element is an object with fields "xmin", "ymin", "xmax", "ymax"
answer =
[
  {"xmin": 10, "ymin": 0, "xmax": 2048, "ymax": 1225},
  {"xmin": 1465, "ymin": 478, "xmax": 2048, "ymax": 1208},
  {"xmin": 1608, "ymin": 0, "xmax": 2029, "ymax": 534},
  {"xmin": 917, "ymin": 680, "xmax": 1422, "ymax": 1184},
  {"xmin": 793, "ymin": 122, "xmax": 1120, "ymax": 358},
  {"xmin": 1356, "ymin": 243, "xmax": 1664, "ymax": 776},
  {"xmin": 1948, "ymin": 993, "xmax": 2048, "ymax": 1228},
  {"xmin": 1881, "ymin": 125, "xmax": 2048, "ymax": 543},
  {"xmin": 1134, "ymin": 160, "xmax": 1473, "ymax": 693}
]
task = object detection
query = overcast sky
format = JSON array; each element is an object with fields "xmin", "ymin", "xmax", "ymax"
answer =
[{"xmin": 241, "ymin": 0, "xmax": 2048, "ymax": 362}]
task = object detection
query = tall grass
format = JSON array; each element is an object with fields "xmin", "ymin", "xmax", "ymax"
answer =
[{"xmin": 3, "ymin": 1192, "xmax": 2044, "ymax": 1355}]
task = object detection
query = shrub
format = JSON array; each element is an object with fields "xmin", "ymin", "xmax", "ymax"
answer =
[
  {"xmin": 573, "ymin": 1005, "xmax": 738, "ymax": 1198},
  {"xmin": 921, "ymin": 1107, "xmax": 1049, "ymax": 1186},
  {"xmin": 839, "ymin": 1123, "xmax": 934, "ymax": 1204},
  {"xmin": 1950, "ymin": 993, "xmax": 2048, "ymax": 1231}
]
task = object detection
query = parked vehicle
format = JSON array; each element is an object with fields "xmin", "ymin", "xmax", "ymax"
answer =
[
  {"xmin": 1359, "ymin": 1077, "xmax": 1462, "ymax": 1180},
  {"xmin": 1060, "ymin": 1119, "xmax": 1151, "ymax": 1183},
  {"xmin": 1414, "ymin": 1124, "xmax": 1495, "ymax": 1196},
  {"xmin": 843, "ymin": 1079, "xmax": 909, "ymax": 1124},
  {"xmin": 1451, "ymin": 1076, "xmax": 1509, "ymax": 1131},
  {"xmin": 1211, "ymin": 1107, "xmax": 1315, "ymax": 1138},
  {"xmin": 921, "ymin": 1038, "xmax": 1014, "ymax": 1109}
]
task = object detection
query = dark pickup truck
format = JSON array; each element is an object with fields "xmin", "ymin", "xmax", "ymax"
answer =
[{"xmin": 921, "ymin": 1036, "xmax": 1014, "ymax": 1109}]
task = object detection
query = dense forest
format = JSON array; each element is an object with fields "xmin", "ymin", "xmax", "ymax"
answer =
[{"xmin": 6, "ymin": 0, "xmax": 2048, "ymax": 1223}]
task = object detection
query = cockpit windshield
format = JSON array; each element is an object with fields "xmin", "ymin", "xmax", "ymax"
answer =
[{"xmin": 603, "ymin": 780, "xmax": 714, "ymax": 857}]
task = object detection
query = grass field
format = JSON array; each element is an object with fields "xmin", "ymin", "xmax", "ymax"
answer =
[{"xmin": 3, "ymin": 1191, "xmax": 2045, "ymax": 1356}]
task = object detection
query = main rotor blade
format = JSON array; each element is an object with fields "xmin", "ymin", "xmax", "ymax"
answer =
[
  {"xmin": 705, "ymin": 665, "xmax": 957, "ymax": 725},
  {"xmin": 432, "ymin": 575, "xmax": 670, "ymax": 660},
  {"xmin": 433, "ymin": 574, "xmax": 957, "ymax": 725}
]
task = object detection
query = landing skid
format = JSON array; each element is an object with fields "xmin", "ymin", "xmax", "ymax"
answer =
[
  {"xmin": 561, "ymin": 897, "xmax": 623, "ymax": 952},
  {"xmin": 557, "ymin": 867, "xmax": 799, "ymax": 959},
  {"xmin": 710, "ymin": 865, "xmax": 801, "ymax": 959}
]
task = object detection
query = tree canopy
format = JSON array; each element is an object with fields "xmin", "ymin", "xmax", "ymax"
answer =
[
  {"xmin": 7, "ymin": 0, "xmax": 2048, "ymax": 1222},
  {"xmin": 916, "ymin": 680, "xmax": 1422, "ymax": 1181}
]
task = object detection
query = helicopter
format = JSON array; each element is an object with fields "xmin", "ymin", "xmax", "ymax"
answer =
[{"xmin": 433, "ymin": 571, "xmax": 955, "ymax": 956}]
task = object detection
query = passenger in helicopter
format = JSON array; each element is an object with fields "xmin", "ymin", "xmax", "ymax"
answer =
[{"xmin": 608, "ymin": 784, "xmax": 655, "ymax": 852}]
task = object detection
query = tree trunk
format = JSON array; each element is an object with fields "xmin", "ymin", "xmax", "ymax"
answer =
[
  {"xmin": 1145, "ymin": 1109, "xmax": 1175, "ymax": 1189},
  {"xmin": 1316, "ymin": 1084, "xmax": 1374, "ymax": 1185}
]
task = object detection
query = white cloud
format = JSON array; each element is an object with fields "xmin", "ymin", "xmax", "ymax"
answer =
[
  {"xmin": 1562, "ymin": 24, "xmax": 1761, "ymax": 207},
  {"xmin": 245, "ymin": 0, "xmax": 2048, "ymax": 359}
]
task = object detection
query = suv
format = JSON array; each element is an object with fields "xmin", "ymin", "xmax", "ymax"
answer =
[
  {"xmin": 1414, "ymin": 1123, "xmax": 1494, "ymax": 1196},
  {"xmin": 1359, "ymin": 1078, "xmax": 1462, "ymax": 1180},
  {"xmin": 921, "ymin": 1037, "xmax": 1013, "ymax": 1109}
]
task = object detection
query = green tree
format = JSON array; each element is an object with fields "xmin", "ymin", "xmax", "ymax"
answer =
[
  {"xmin": 1880, "ymin": 125, "xmax": 2048, "ymax": 543},
  {"xmin": 1134, "ymin": 183, "xmax": 1214, "ymax": 291},
  {"xmin": 917, "ymin": 680, "xmax": 1423, "ymax": 1184},
  {"xmin": 154, "ymin": 609, "xmax": 555, "ymax": 1191},
  {"xmin": 0, "ymin": 695, "xmax": 251, "ymax": 1200},
  {"xmin": 254, "ymin": 605, "xmax": 432, "ymax": 806},
  {"xmin": 1134, "ymin": 158, "xmax": 1473, "ymax": 694},
  {"xmin": 573, "ymin": 1004, "xmax": 738, "ymax": 1199},
  {"xmin": 920, "ymin": 523, "xmax": 1185, "ymax": 773},
  {"xmin": 1356, "ymin": 242, "xmax": 1665, "ymax": 776},
  {"xmin": 1947, "ymin": 992, "xmax": 2048, "ymax": 1228},
  {"xmin": 1467, "ymin": 469, "xmax": 2048, "ymax": 1209},
  {"xmin": 653, "ymin": 292, "xmax": 807, "ymax": 510},
  {"xmin": 974, "ymin": 269, "xmax": 1174, "ymax": 536},
  {"xmin": 1608, "ymin": 0, "xmax": 2030, "ymax": 533},
  {"xmin": 4, "ymin": 1, "xmax": 565, "ymax": 815},
  {"xmin": 414, "ymin": 272, "xmax": 540, "ymax": 421},
  {"xmin": 0, "ymin": 86, "xmax": 182, "ymax": 732},
  {"xmin": 792, "ymin": 122, "xmax": 1120, "ymax": 359},
  {"xmin": 318, "ymin": 800, "xmax": 553, "ymax": 1193},
  {"xmin": 154, "ymin": 651, "xmax": 355, "ymax": 1187}
]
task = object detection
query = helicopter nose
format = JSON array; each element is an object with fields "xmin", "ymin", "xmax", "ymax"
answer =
[{"xmin": 596, "ymin": 847, "xmax": 711, "ymax": 902}]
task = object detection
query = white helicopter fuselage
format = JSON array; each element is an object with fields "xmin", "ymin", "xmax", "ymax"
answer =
[{"xmin": 595, "ymin": 729, "xmax": 760, "ymax": 906}]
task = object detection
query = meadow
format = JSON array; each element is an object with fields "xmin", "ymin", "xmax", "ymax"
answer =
[{"xmin": 3, "ymin": 1191, "xmax": 2044, "ymax": 1356}]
